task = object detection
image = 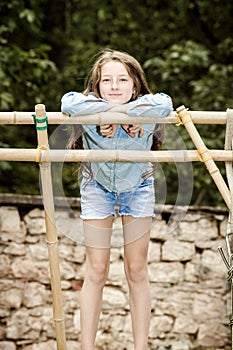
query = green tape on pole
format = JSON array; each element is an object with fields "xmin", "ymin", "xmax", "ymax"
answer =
[{"xmin": 31, "ymin": 114, "xmax": 48, "ymax": 130}]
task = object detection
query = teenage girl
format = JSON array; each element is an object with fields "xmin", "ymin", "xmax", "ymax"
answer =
[{"xmin": 61, "ymin": 49, "xmax": 173, "ymax": 350}]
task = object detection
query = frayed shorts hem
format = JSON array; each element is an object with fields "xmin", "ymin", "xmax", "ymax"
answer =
[{"xmin": 80, "ymin": 213, "xmax": 155, "ymax": 220}]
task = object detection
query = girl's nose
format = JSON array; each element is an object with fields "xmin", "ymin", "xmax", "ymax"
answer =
[{"xmin": 111, "ymin": 78, "xmax": 119, "ymax": 89}]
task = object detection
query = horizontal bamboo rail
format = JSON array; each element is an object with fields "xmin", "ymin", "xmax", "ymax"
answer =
[
  {"xmin": 0, "ymin": 110, "xmax": 229, "ymax": 125},
  {"xmin": 0, "ymin": 148, "xmax": 233, "ymax": 163}
]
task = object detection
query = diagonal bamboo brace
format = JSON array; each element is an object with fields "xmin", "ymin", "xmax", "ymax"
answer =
[
  {"xmin": 176, "ymin": 105, "xmax": 231, "ymax": 210},
  {"xmin": 35, "ymin": 104, "xmax": 67, "ymax": 350}
]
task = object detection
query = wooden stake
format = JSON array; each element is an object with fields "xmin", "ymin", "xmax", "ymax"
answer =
[{"xmin": 35, "ymin": 104, "xmax": 67, "ymax": 350}]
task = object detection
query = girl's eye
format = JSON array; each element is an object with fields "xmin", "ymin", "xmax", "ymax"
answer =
[{"xmin": 101, "ymin": 78, "xmax": 129, "ymax": 84}]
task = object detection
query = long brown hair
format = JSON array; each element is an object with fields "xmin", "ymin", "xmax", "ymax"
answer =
[{"xmin": 67, "ymin": 49, "xmax": 164, "ymax": 150}]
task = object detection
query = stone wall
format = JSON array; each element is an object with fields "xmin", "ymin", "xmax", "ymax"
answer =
[{"xmin": 0, "ymin": 195, "xmax": 231, "ymax": 350}]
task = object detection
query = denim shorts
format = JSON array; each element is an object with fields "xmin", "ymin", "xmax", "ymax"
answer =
[{"xmin": 80, "ymin": 177, "xmax": 155, "ymax": 220}]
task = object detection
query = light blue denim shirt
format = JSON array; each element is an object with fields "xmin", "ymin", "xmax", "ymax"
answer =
[{"xmin": 61, "ymin": 92, "xmax": 173, "ymax": 193}]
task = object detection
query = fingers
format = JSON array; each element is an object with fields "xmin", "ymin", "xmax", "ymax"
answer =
[
  {"xmin": 122, "ymin": 124, "xmax": 144, "ymax": 138},
  {"xmin": 100, "ymin": 124, "xmax": 117, "ymax": 138},
  {"xmin": 100, "ymin": 124, "xmax": 144, "ymax": 138},
  {"xmin": 138, "ymin": 126, "xmax": 144, "ymax": 138}
]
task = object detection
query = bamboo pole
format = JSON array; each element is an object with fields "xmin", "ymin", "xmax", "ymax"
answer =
[
  {"xmin": 222, "ymin": 108, "xmax": 233, "ymax": 347},
  {"xmin": 176, "ymin": 105, "xmax": 231, "ymax": 210},
  {"xmin": 1, "ymin": 148, "xmax": 233, "ymax": 163},
  {"xmin": 0, "ymin": 110, "xmax": 229, "ymax": 125},
  {"xmin": 35, "ymin": 104, "xmax": 67, "ymax": 350}
]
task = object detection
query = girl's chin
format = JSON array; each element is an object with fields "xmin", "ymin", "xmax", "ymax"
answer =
[{"xmin": 107, "ymin": 98, "xmax": 129, "ymax": 104}]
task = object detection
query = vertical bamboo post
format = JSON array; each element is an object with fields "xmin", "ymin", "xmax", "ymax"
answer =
[
  {"xmin": 35, "ymin": 104, "xmax": 67, "ymax": 350},
  {"xmin": 176, "ymin": 105, "xmax": 231, "ymax": 210}
]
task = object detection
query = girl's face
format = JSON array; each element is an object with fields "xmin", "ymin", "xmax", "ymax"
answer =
[{"xmin": 99, "ymin": 61, "xmax": 134, "ymax": 104}]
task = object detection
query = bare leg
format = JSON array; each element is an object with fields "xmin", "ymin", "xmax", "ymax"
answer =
[
  {"xmin": 123, "ymin": 216, "xmax": 152, "ymax": 350},
  {"xmin": 80, "ymin": 216, "xmax": 113, "ymax": 350}
]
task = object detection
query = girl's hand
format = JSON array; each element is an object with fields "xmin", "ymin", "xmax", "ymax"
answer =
[
  {"xmin": 100, "ymin": 124, "xmax": 118, "ymax": 138},
  {"xmin": 122, "ymin": 124, "xmax": 144, "ymax": 138}
]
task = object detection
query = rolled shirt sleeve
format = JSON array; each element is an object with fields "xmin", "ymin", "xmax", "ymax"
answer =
[
  {"xmin": 127, "ymin": 93, "xmax": 173, "ymax": 118},
  {"xmin": 61, "ymin": 92, "xmax": 111, "ymax": 115}
]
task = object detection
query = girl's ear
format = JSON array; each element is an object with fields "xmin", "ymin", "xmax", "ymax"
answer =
[{"xmin": 132, "ymin": 88, "xmax": 137, "ymax": 99}]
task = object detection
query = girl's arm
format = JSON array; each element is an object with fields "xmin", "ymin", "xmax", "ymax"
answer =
[
  {"xmin": 108, "ymin": 93, "xmax": 173, "ymax": 138},
  {"xmin": 61, "ymin": 92, "xmax": 173, "ymax": 118},
  {"xmin": 108, "ymin": 93, "xmax": 173, "ymax": 136},
  {"xmin": 127, "ymin": 93, "xmax": 173, "ymax": 118},
  {"xmin": 61, "ymin": 92, "xmax": 111, "ymax": 115}
]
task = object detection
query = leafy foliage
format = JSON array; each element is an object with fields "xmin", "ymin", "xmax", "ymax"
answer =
[{"xmin": 0, "ymin": 0, "xmax": 233, "ymax": 207}]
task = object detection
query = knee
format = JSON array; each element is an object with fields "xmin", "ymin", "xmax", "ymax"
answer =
[
  {"xmin": 125, "ymin": 261, "xmax": 148, "ymax": 284},
  {"xmin": 87, "ymin": 262, "xmax": 109, "ymax": 286}
]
